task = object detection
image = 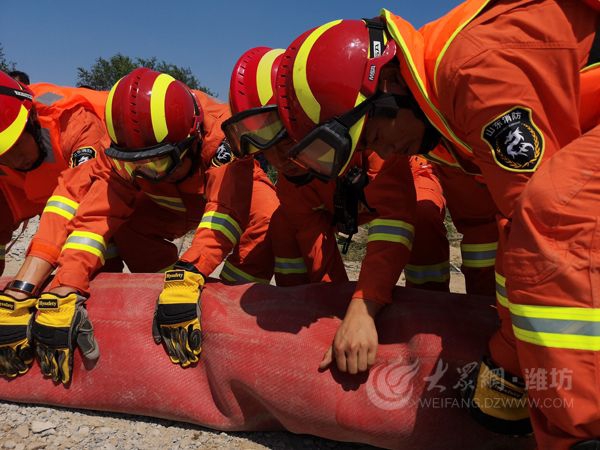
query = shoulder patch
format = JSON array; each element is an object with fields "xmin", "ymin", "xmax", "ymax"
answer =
[
  {"xmin": 70, "ymin": 147, "xmax": 97, "ymax": 168},
  {"xmin": 211, "ymin": 139, "xmax": 235, "ymax": 167},
  {"xmin": 481, "ymin": 107, "xmax": 544, "ymax": 172}
]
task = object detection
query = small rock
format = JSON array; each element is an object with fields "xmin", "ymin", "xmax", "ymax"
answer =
[
  {"xmin": 26, "ymin": 444, "xmax": 46, "ymax": 450},
  {"xmin": 15, "ymin": 424, "xmax": 29, "ymax": 439},
  {"xmin": 3, "ymin": 440, "xmax": 16, "ymax": 449},
  {"xmin": 76, "ymin": 426, "xmax": 90, "ymax": 436},
  {"xmin": 14, "ymin": 444, "xmax": 25, "ymax": 450},
  {"xmin": 97, "ymin": 427, "xmax": 113, "ymax": 434},
  {"xmin": 30, "ymin": 421, "xmax": 55, "ymax": 434}
]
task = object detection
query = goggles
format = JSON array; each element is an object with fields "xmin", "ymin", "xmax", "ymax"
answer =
[
  {"xmin": 106, "ymin": 136, "xmax": 195, "ymax": 182},
  {"xmin": 221, "ymin": 105, "xmax": 287, "ymax": 157},
  {"xmin": 287, "ymin": 92, "xmax": 413, "ymax": 180}
]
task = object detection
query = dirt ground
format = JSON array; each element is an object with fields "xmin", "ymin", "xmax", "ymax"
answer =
[{"xmin": 0, "ymin": 219, "xmax": 466, "ymax": 450}]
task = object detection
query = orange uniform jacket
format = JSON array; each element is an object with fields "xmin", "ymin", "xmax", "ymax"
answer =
[
  {"xmin": 0, "ymin": 84, "xmax": 107, "ymax": 272},
  {"xmin": 277, "ymin": 151, "xmax": 416, "ymax": 304},
  {"xmin": 385, "ymin": 1, "xmax": 599, "ymax": 446},
  {"xmin": 28, "ymin": 91, "xmax": 275, "ymax": 294}
]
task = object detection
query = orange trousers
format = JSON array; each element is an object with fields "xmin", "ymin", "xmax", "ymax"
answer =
[
  {"xmin": 434, "ymin": 165, "xmax": 498, "ymax": 297},
  {"xmin": 505, "ymin": 125, "xmax": 600, "ymax": 449},
  {"xmin": 405, "ymin": 161, "xmax": 450, "ymax": 292}
]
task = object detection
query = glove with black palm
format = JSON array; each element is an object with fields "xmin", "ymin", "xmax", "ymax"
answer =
[
  {"xmin": 0, "ymin": 293, "xmax": 36, "ymax": 378},
  {"xmin": 31, "ymin": 292, "xmax": 99, "ymax": 385},
  {"xmin": 152, "ymin": 262, "xmax": 204, "ymax": 368}
]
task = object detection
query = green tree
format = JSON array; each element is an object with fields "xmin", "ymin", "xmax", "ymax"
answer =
[
  {"xmin": 76, "ymin": 53, "xmax": 216, "ymax": 96},
  {"xmin": 0, "ymin": 44, "xmax": 16, "ymax": 73}
]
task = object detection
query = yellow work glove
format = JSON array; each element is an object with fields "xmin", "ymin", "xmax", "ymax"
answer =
[
  {"xmin": 31, "ymin": 292, "xmax": 99, "ymax": 385},
  {"xmin": 0, "ymin": 293, "xmax": 36, "ymax": 378},
  {"xmin": 152, "ymin": 264, "xmax": 204, "ymax": 368}
]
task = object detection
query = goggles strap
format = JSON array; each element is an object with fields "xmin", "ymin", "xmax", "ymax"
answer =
[
  {"xmin": 0, "ymin": 85, "xmax": 33, "ymax": 102},
  {"xmin": 363, "ymin": 18, "xmax": 386, "ymax": 58}
]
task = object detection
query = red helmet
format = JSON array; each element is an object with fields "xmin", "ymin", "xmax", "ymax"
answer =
[
  {"xmin": 0, "ymin": 70, "xmax": 35, "ymax": 156},
  {"xmin": 275, "ymin": 19, "xmax": 397, "ymax": 177},
  {"xmin": 229, "ymin": 46, "xmax": 284, "ymax": 113},
  {"xmin": 222, "ymin": 47, "xmax": 287, "ymax": 157},
  {"xmin": 276, "ymin": 18, "xmax": 397, "ymax": 141},
  {"xmin": 105, "ymin": 67, "xmax": 203, "ymax": 150}
]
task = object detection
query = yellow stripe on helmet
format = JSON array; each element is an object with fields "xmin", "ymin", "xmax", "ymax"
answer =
[
  {"xmin": 257, "ymin": 49, "xmax": 284, "ymax": 106},
  {"xmin": 105, "ymin": 77, "xmax": 123, "ymax": 143},
  {"xmin": 0, "ymin": 105, "xmax": 29, "ymax": 156},
  {"xmin": 293, "ymin": 19, "xmax": 342, "ymax": 125},
  {"xmin": 150, "ymin": 73, "xmax": 176, "ymax": 143}
]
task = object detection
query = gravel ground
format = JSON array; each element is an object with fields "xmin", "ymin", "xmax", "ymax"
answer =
[{"xmin": 1, "ymin": 219, "xmax": 466, "ymax": 449}]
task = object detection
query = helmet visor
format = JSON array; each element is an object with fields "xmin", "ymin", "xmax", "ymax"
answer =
[
  {"xmin": 222, "ymin": 105, "xmax": 286, "ymax": 157},
  {"xmin": 288, "ymin": 122, "xmax": 352, "ymax": 179}
]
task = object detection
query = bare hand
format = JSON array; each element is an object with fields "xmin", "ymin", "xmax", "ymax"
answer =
[{"xmin": 319, "ymin": 298, "xmax": 384, "ymax": 374}]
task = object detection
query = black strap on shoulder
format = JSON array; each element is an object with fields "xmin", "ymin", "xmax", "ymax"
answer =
[{"xmin": 587, "ymin": 23, "xmax": 600, "ymax": 66}]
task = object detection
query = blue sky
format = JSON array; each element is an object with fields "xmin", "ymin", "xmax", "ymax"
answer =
[{"xmin": 1, "ymin": 1, "xmax": 461, "ymax": 100}]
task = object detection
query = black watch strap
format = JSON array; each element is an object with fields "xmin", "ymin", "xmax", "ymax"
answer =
[{"xmin": 5, "ymin": 279, "xmax": 38, "ymax": 296}]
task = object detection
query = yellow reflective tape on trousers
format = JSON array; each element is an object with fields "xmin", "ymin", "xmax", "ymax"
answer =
[
  {"xmin": 198, "ymin": 211, "xmax": 242, "ymax": 245},
  {"xmin": 62, "ymin": 231, "xmax": 107, "ymax": 264},
  {"xmin": 274, "ymin": 256, "xmax": 307, "ymax": 275},
  {"xmin": 404, "ymin": 261, "xmax": 450, "ymax": 284},
  {"xmin": 43, "ymin": 195, "xmax": 79, "ymax": 221},
  {"xmin": 511, "ymin": 302, "xmax": 600, "ymax": 351},
  {"xmin": 0, "ymin": 244, "xmax": 5, "ymax": 260},
  {"xmin": 461, "ymin": 242, "xmax": 497, "ymax": 268},
  {"xmin": 367, "ymin": 218, "xmax": 414, "ymax": 250},
  {"xmin": 495, "ymin": 272, "xmax": 600, "ymax": 350},
  {"xmin": 220, "ymin": 260, "xmax": 270, "ymax": 284},
  {"xmin": 495, "ymin": 271, "xmax": 509, "ymax": 308},
  {"xmin": 150, "ymin": 73, "xmax": 176, "ymax": 143}
]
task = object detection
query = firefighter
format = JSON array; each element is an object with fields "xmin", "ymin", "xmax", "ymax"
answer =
[
  {"xmin": 0, "ymin": 71, "xmax": 108, "ymax": 380},
  {"xmin": 223, "ymin": 46, "xmax": 451, "ymax": 375},
  {"xmin": 269, "ymin": 1, "xmax": 599, "ymax": 447}
]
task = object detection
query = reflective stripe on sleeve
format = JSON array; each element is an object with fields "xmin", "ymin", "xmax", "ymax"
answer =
[
  {"xmin": 198, "ymin": 211, "xmax": 242, "ymax": 245},
  {"xmin": 62, "ymin": 231, "xmax": 107, "ymax": 264},
  {"xmin": 404, "ymin": 261, "xmax": 450, "ymax": 284},
  {"xmin": 367, "ymin": 218, "xmax": 414, "ymax": 250},
  {"xmin": 220, "ymin": 260, "xmax": 270, "ymax": 284},
  {"xmin": 43, "ymin": 195, "xmax": 79, "ymax": 221},
  {"xmin": 274, "ymin": 256, "xmax": 308, "ymax": 275},
  {"xmin": 0, "ymin": 244, "xmax": 5, "ymax": 260},
  {"xmin": 461, "ymin": 242, "xmax": 497, "ymax": 268}
]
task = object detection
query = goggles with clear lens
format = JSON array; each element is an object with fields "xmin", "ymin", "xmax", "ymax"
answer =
[
  {"xmin": 221, "ymin": 105, "xmax": 287, "ymax": 157},
  {"xmin": 106, "ymin": 137, "xmax": 195, "ymax": 182},
  {"xmin": 287, "ymin": 93, "xmax": 417, "ymax": 180}
]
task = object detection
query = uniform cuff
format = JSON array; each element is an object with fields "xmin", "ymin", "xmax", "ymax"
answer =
[{"xmin": 27, "ymin": 239, "xmax": 61, "ymax": 265}]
